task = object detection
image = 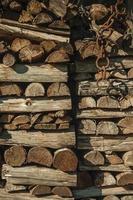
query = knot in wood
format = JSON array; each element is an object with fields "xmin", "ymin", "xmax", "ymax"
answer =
[{"xmin": 25, "ymin": 98, "xmax": 32, "ymax": 106}]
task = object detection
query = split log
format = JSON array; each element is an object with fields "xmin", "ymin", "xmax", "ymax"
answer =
[
  {"xmin": 0, "ymin": 130, "xmax": 75, "ymax": 148},
  {"xmin": 58, "ymin": 123, "xmax": 70, "ymax": 129},
  {"xmin": 27, "ymin": 0, "xmax": 44, "ymax": 15},
  {"xmin": 2, "ymin": 164, "xmax": 77, "ymax": 186},
  {"xmin": 55, "ymin": 116, "xmax": 71, "ymax": 124},
  {"xmin": 106, "ymin": 154, "xmax": 123, "ymax": 165},
  {"xmin": 47, "ymin": 83, "xmax": 70, "ymax": 97},
  {"xmin": 96, "ymin": 121, "xmax": 119, "ymax": 135},
  {"xmin": 52, "ymin": 187, "xmax": 73, "ymax": 197},
  {"xmin": 45, "ymin": 49, "xmax": 70, "ymax": 63},
  {"xmin": 79, "ymin": 120, "xmax": 96, "ymax": 134},
  {"xmin": 0, "ymin": 63, "xmax": 68, "ymax": 83},
  {"xmin": 30, "ymin": 113, "xmax": 41, "ymax": 125},
  {"xmin": 38, "ymin": 115, "xmax": 53, "ymax": 124},
  {"xmin": 77, "ymin": 172, "xmax": 93, "ymax": 188},
  {"xmin": 123, "ymin": 151, "xmax": 133, "ymax": 167},
  {"xmin": 53, "ymin": 148, "xmax": 78, "ymax": 172},
  {"xmin": 18, "ymin": 10, "xmax": 34, "ymax": 23},
  {"xmin": 0, "ymin": 189, "xmax": 74, "ymax": 200},
  {"xmin": 4, "ymin": 145, "xmax": 26, "ymax": 167},
  {"xmin": 128, "ymin": 68, "xmax": 133, "ymax": 79},
  {"xmin": 73, "ymin": 186, "xmax": 133, "ymax": 198},
  {"xmin": 103, "ymin": 196, "xmax": 120, "ymax": 200},
  {"xmin": 30, "ymin": 185, "xmax": 51, "ymax": 196},
  {"xmin": 77, "ymin": 109, "xmax": 133, "ymax": 119},
  {"xmin": 77, "ymin": 136, "xmax": 133, "ymax": 151},
  {"xmin": 97, "ymin": 96, "xmax": 119, "ymax": 109},
  {"xmin": 19, "ymin": 44, "xmax": 44, "ymax": 63},
  {"xmin": 55, "ymin": 43, "xmax": 73, "ymax": 55},
  {"xmin": 12, "ymin": 115, "xmax": 30, "ymax": 126},
  {"xmin": 2, "ymin": 53, "xmax": 16, "ymax": 67},
  {"xmin": 9, "ymin": 1, "xmax": 22, "ymax": 12},
  {"xmin": 40, "ymin": 40, "xmax": 56, "ymax": 53},
  {"xmin": 25, "ymin": 83, "xmax": 45, "ymax": 97},
  {"xmin": 121, "ymin": 196, "xmax": 133, "ymax": 200},
  {"xmin": 84, "ymin": 150, "xmax": 105, "ymax": 166},
  {"xmin": 116, "ymin": 172, "xmax": 133, "ymax": 186},
  {"xmin": 49, "ymin": 0, "xmax": 68, "ymax": 18},
  {"xmin": 4, "ymin": 124, "xmax": 17, "ymax": 130},
  {"xmin": 89, "ymin": 4, "xmax": 109, "ymax": 21},
  {"xmin": 94, "ymin": 172, "xmax": 116, "ymax": 187},
  {"xmin": 0, "ymin": 83, "xmax": 22, "ymax": 96},
  {"xmin": 11, "ymin": 38, "xmax": 31, "ymax": 52},
  {"xmin": 34, "ymin": 123, "xmax": 56, "ymax": 130},
  {"xmin": 5, "ymin": 182, "xmax": 26, "ymax": 193},
  {"xmin": 79, "ymin": 97, "xmax": 96, "ymax": 109},
  {"xmin": 0, "ymin": 98, "xmax": 72, "ymax": 112},
  {"xmin": 0, "ymin": 24, "xmax": 69, "ymax": 43},
  {"xmin": 18, "ymin": 124, "xmax": 31, "ymax": 130},
  {"xmin": 80, "ymin": 164, "xmax": 132, "ymax": 172},
  {"xmin": 33, "ymin": 13, "xmax": 53, "ymax": 25},
  {"xmin": 0, "ymin": 114, "xmax": 14, "ymax": 123},
  {"xmin": 0, "ymin": 41, "xmax": 8, "ymax": 54},
  {"xmin": 118, "ymin": 117, "xmax": 133, "ymax": 134},
  {"xmin": 27, "ymin": 147, "xmax": 53, "ymax": 167}
]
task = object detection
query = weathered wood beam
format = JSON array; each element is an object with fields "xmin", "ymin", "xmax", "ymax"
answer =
[
  {"xmin": 2, "ymin": 165, "xmax": 77, "ymax": 187},
  {"xmin": 0, "ymin": 97, "xmax": 71, "ymax": 112},
  {"xmin": 0, "ymin": 64, "xmax": 68, "ymax": 82},
  {"xmin": 77, "ymin": 136, "xmax": 133, "ymax": 151},
  {"xmin": 0, "ymin": 130, "xmax": 75, "ymax": 148}
]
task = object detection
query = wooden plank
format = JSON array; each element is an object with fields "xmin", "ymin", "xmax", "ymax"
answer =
[
  {"xmin": 79, "ymin": 164, "xmax": 132, "ymax": 172},
  {"xmin": 2, "ymin": 165, "xmax": 77, "ymax": 187},
  {"xmin": 77, "ymin": 109, "xmax": 133, "ymax": 119},
  {"xmin": 0, "ymin": 130, "xmax": 75, "ymax": 148},
  {"xmin": 78, "ymin": 80, "xmax": 133, "ymax": 96},
  {"xmin": 77, "ymin": 136, "xmax": 133, "ymax": 151},
  {"xmin": 75, "ymin": 57, "xmax": 133, "ymax": 73},
  {"xmin": 0, "ymin": 98, "xmax": 71, "ymax": 113},
  {"xmin": 73, "ymin": 187, "xmax": 133, "ymax": 199},
  {"xmin": 0, "ymin": 23, "xmax": 69, "ymax": 43},
  {"xmin": 0, "ymin": 189, "xmax": 74, "ymax": 200},
  {"xmin": 0, "ymin": 64, "xmax": 68, "ymax": 82}
]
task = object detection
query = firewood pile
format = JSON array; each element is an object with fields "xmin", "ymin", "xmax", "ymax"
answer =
[{"xmin": 0, "ymin": 0, "xmax": 133, "ymax": 200}]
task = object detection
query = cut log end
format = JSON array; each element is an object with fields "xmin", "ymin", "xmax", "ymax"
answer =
[
  {"xmin": 52, "ymin": 186, "xmax": 73, "ymax": 197},
  {"xmin": 25, "ymin": 83, "xmax": 45, "ymax": 97}
]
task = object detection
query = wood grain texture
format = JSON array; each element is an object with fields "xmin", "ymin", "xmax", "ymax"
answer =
[{"xmin": 0, "ymin": 64, "xmax": 68, "ymax": 82}]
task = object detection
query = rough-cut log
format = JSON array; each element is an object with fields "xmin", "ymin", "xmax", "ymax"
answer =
[
  {"xmin": 106, "ymin": 154, "xmax": 123, "ymax": 165},
  {"xmin": 123, "ymin": 151, "xmax": 133, "ymax": 167},
  {"xmin": 0, "ymin": 24, "xmax": 69, "ymax": 43},
  {"xmin": 0, "ymin": 98, "xmax": 71, "ymax": 112},
  {"xmin": 40, "ymin": 40, "xmax": 56, "ymax": 53},
  {"xmin": 4, "ymin": 145, "xmax": 26, "ymax": 167},
  {"xmin": 77, "ymin": 172, "xmax": 93, "ymax": 188},
  {"xmin": 79, "ymin": 97, "xmax": 96, "ymax": 109},
  {"xmin": 78, "ymin": 80, "xmax": 133, "ymax": 96},
  {"xmin": 118, "ymin": 117, "xmax": 133, "ymax": 134},
  {"xmin": 47, "ymin": 83, "xmax": 70, "ymax": 97},
  {"xmin": 77, "ymin": 109, "xmax": 133, "ymax": 119},
  {"xmin": 0, "ymin": 83, "xmax": 22, "ymax": 96},
  {"xmin": 52, "ymin": 187, "xmax": 73, "ymax": 197},
  {"xmin": 33, "ymin": 13, "xmax": 53, "ymax": 25},
  {"xmin": 30, "ymin": 185, "xmax": 51, "ymax": 196},
  {"xmin": 25, "ymin": 83, "xmax": 45, "ymax": 97},
  {"xmin": 0, "ymin": 189, "xmax": 74, "ymax": 200},
  {"xmin": 0, "ymin": 114, "xmax": 14, "ymax": 123},
  {"xmin": 77, "ymin": 136, "xmax": 133, "ymax": 151},
  {"xmin": 116, "ymin": 172, "xmax": 133, "ymax": 186},
  {"xmin": 11, "ymin": 38, "xmax": 31, "ymax": 52},
  {"xmin": 0, "ymin": 63, "xmax": 68, "ymax": 82},
  {"xmin": 5, "ymin": 182, "xmax": 26, "ymax": 193},
  {"xmin": 94, "ymin": 172, "xmax": 116, "ymax": 187},
  {"xmin": 19, "ymin": 44, "xmax": 44, "ymax": 63},
  {"xmin": 96, "ymin": 121, "xmax": 119, "ymax": 135},
  {"xmin": 2, "ymin": 164, "xmax": 77, "ymax": 187},
  {"xmin": 49, "ymin": 0, "xmax": 68, "ymax": 18},
  {"xmin": 73, "ymin": 187, "xmax": 133, "ymax": 198},
  {"xmin": 80, "ymin": 164, "xmax": 132, "ymax": 172},
  {"xmin": 2, "ymin": 53, "xmax": 16, "ymax": 67},
  {"xmin": 12, "ymin": 115, "xmax": 30, "ymax": 126},
  {"xmin": 103, "ymin": 196, "xmax": 120, "ymax": 200},
  {"xmin": 84, "ymin": 150, "xmax": 105, "ymax": 166},
  {"xmin": 45, "ymin": 49, "xmax": 70, "ymax": 63},
  {"xmin": 27, "ymin": 147, "xmax": 53, "ymax": 167},
  {"xmin": 79, "ymin": 120, "xmax": 96, "ymax": 134},
  {"xmin": 0, "ymin": 130, "xmax": 75, "ymax": 148},
  {"xmin": 53, "ymin": 148, "xmax": 78, "ymax": 172}
]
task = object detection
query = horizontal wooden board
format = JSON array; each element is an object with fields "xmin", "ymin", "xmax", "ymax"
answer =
[
  {"xmin": 0, "ymin": 130, "xmax": 75, "ymax": 148},
  {"xmin": 0, "ymin": 64, "xmax": 68, "ymax": 82},
  {"xmin": 77, "ymin": 109, "xmax": 133, "ymax": 119},
  {"xmin": 77, "ymin": 136, "xmax": 133, "ymax": 151},
  {"xmin": 2, "ymin": 165, "xmax": 77, "ymax": 187},
  {"xmin": 0, "ymin": 97, "xmax": 71, "ymax": 112},
  {"xmin": 73, "ymin": 186, "xmax": 133, "ymax": 199}
]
